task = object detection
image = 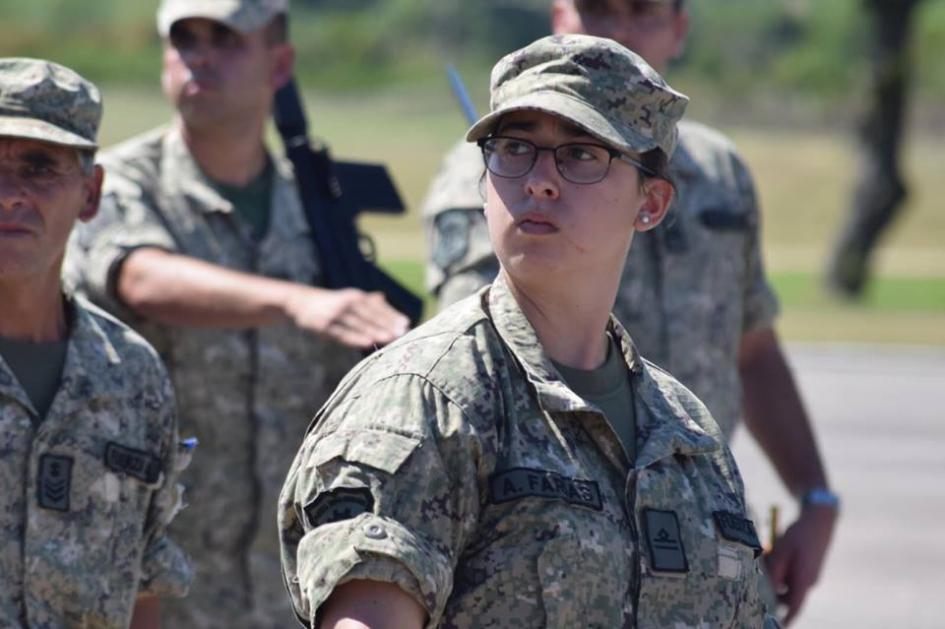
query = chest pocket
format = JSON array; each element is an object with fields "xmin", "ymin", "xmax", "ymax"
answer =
[
  {"xmin": 538, "ymin": 533, "xmax": 632, "ymax": 629},
  {"xmin": 634, "ymin": 466, "xmax": 762, "ymax": 628},
  {"xmin": 49, "ymin": 441, "xmax": 161, "ymax": 620}
]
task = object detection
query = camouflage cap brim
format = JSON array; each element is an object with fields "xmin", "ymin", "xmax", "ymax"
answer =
[
  {"xmin": 466, "ymin": 90, "xmax": 662, "ymax": 157},
  {"xmin": 0, "ymin": 115, "xmax": 97, "ymax": 149},
  {"xmin": 157, "ymin": 0, "xmax": 285, "ymax": 36}
]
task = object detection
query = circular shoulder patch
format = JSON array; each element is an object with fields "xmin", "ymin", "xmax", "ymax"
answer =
[{"xmin": 303, "ymin": 486, "xmax": 375, "ymax": 529}]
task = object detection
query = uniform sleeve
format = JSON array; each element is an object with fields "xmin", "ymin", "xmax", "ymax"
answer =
[
  {"xmin": 732, "ymin": 154, "xmax": 780, "ymax": 334},
  {"xmin": 138, "ymin": 374, "xmax": 193, "ymax": 598},
  {"xmin": 279, "ymin": 374, "xmax": 484, "ymax": 629},
  {"xmin": 64, "ymin": 166, "xmax": 177, "ymax": 321}
]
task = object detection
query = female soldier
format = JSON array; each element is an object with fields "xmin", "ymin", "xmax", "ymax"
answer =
[{"xmin": 279, "ymin": 34, "xmax": 779, "ymax": 629}]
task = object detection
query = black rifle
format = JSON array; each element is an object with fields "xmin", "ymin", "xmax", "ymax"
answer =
[{"xmin": 273, "ymin": 78, "xmax": 423, "ymax": 326}]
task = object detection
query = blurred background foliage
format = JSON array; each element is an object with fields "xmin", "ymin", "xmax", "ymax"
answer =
[
  {"xmin": 3, "ymin": 0, "xmax": 944, "ymax": 121},
  {"xmin": 3, "ymin": 0, "xmax": 942, "ymax": 341}
]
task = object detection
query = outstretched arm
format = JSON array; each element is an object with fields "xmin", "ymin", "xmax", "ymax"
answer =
[{"xmin": 118, "ymin": 247, "xmax": 409, "ymax": 349}]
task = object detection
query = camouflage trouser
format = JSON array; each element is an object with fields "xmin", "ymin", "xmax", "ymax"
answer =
[{"xmin": 163, "ymin": 548, "xmax": 298, "ymax": 629}]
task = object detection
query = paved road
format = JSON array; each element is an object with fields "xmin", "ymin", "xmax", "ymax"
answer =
[{"xmin": 731, "ymin": 343, "xmax": 945, "ymax": 628}]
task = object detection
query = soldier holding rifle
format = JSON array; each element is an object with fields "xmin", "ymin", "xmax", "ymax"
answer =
[{"xmin": 66, "ymin": 0, "xmax": 410, "ymax": 626}]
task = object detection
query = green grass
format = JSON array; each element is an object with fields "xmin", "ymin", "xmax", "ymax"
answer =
[
  {"xmin": 94, "ymin": 86, "xmax": 945, "ymax": 345},
  {"xmin": 378, "ymin": 259, "xmax": 945, "ymax": 345},
  {"xmin": 770, "ymin": 272, "xmax": 945, "ymax": 312}
]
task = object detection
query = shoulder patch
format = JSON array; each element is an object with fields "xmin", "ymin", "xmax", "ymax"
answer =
[
  {"xmin": 488, "ymin": 467, "xmax": 603, "ymax": 511},
  {"xmin": 104, "ymin": 442, "xmax": 163, "ymax": 484},
  {"xmin": 303, "ymin": 487, "xmax": 375, "ymax": 529},
  {"xmin": 643, "ymin": 509, "xmax": 688, "ymax": 573},
  {"xmin": 713, "ymin": 511, "xmax": 762, "ymax": 556},
  {"xmin": 38, "ymin": 454, "xmax": 73, "ymax": 512},
  {"xmin": 699, "ymin": 207, "xmax": 749, "ymax": 231}
]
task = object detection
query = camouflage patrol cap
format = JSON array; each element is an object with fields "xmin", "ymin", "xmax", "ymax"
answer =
[
  {"xmin": 466, "ymin": 34, "xmax": 688, "ymax": 157},
  {"xmin": 157, "ymin": 0, "xmax": 288, "ymax": 37},
  {"xmin": 0, "ymin": 58, "xmax": 101, "ymax": 150}
]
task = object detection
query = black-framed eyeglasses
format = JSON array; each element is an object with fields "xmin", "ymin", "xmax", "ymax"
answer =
[{"xmin": 477, "ymin": 136, "xmax": 654, "ymax": 185}]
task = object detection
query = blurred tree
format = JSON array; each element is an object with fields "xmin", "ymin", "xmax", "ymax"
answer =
[{"xmin": 826, "ymin": 0, "xmax": 925, "ymax": 298}]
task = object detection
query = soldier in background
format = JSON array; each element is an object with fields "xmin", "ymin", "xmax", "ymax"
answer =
[
  {"xmin": 0, "ymin": 58, "xmax": 191, "ymax": 628},
  {"xmin": 65, "ymin": 0, "xmax": 409, "ymax": 626},
  {"xmin": 422, "ymin": 1, "xmax": 837, "ymax": 623}
]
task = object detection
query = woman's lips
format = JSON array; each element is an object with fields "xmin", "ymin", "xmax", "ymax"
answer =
[{"xmin": 515, "ymin": 212, "xmax": 558, "ymax": 235}]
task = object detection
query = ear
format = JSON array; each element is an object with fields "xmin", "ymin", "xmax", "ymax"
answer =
[
  {"xmin": 634, "ymin": 178, "xmax": 674, "ymax": 232},
  {"xmin": 78, "ymin": 164, "xmax": 104, "ymax": 223},
  {"xmin": 270, "ymin": 43, "xmax": 296, "ymax": 91}
]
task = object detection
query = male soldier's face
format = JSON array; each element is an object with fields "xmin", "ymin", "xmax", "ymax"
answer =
[
  {"xmin": 552, "ymin": 0, "xmax": 688, "ymax": 74},
  {"xmin": 0, "ymin": 138, "xmax": 102, "ymax": 283},
  {"xmin": 162, "ymin": 17, "xmax": 293, "ymax": 130}
]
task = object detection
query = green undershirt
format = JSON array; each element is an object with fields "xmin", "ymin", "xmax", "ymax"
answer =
[
  {"xmin": 0, "ymin": 336, "xmax": 69, "ymax": 422},
  {"xmin": 210, "ymin": 157, "xmax": 274, "ymax": 241},
  {"xmin": 552, "ymin": 336, "xmax": 637, "ymax": 465}
]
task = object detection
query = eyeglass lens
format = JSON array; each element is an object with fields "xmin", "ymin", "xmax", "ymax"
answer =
[{"xmin": 482, "ymin": 137, "xmax": 616, "ymax": 184}]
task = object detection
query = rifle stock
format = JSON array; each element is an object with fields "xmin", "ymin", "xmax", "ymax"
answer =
[{"xmin": 273, "ymin": 78, "xmax": 423, "ymax": 326}]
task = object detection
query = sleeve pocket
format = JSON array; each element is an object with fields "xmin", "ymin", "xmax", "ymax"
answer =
[{"xmin": 309, "ymin": 430, "xmax": 422, "ymax": 475}]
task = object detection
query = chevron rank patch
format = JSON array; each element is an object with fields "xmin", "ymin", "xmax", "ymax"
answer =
[
  {"xmin": 303, "ymin": 487, "xmax": 374, "ymax": 529},
  {"xmin": 38, "ymin": 454, "xmax": 72, "ymax": 511}
]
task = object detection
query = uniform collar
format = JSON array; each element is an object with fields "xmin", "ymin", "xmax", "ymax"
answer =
[
  {"xmin": 487, "ymin": 274, "xmax": 640, "ymax": 413},
  {"xmin": 161, "ymin": 126, "xmax": 309, "ymax": 241},
  {"xmin": 0, "ymin": 295, "xmax": 122, "ymax": 421},
  {"xmin": 631, "ymin": 364, "xmax": 721, "ymax": 468},
  {"xmin": 0, "ymin": 348, "xmax": 34, "ymax": 416},
  {"xmin": 487, "ymin": 274, "xmax": 720, "ymax": 465},
  {"xmin": 162, "ymin": 126, "xmax": 235, "ymax": 215}
]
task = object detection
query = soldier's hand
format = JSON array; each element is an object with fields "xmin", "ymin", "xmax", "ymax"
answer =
[
  {"xmin": 285, "ymin": 286, "xmax": 410, "ymax": 349},
  {"xmin": 765, "ymin": 504, "xmax": 838, "ymax": 625}
]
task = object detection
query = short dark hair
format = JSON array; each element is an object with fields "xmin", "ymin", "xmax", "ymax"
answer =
[
  {"xmin": 638, "ymin": 147, "xmax": 675, "ymax": 193},
  {"xmin": 264, "ymin": 13, "xmax": 289, "ymax": 45},
  {"xmin": 573, "ymin": 0, "xmax": 685, "ymax": 15}
]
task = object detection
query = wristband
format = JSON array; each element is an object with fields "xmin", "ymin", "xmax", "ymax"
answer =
[{"xmin": 801, "ymin": 487, "xmax": 840, "ymax": 510}]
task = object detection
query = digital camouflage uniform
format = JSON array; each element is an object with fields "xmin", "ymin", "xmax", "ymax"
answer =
[
  {"xmin": 0, "ymin": 298, "xmax": 192, "ymax": 628},
  {"xmin": 425, "ymin": 119, "xmax": 779, "ymax": 443},
  {"xmin": 0, "ymin": 56, "xmax": 191, "ymax": 628},
  {"xmin": 280, "ymin": 277, "xmax": 778, "ymax": 628},
  {"xmin": 64, "ymin": 125, "xmax": 359, "ymax": 628},
  {"xmin": 281, "ymin": 35, "xmax": 777, "ymax": 628}
]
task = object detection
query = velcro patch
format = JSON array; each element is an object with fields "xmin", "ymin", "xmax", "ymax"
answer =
[
  {"xmin": 303, "ymin": 487, "xmax": 374, "ymax": 529},
  {"xmin": 488, "ymin": 467, "xmax": 602, "ymax": 511},
  {"xmin": 38, "ymin": 454, "xmax": 72, "ymax": 512},
  {"xmin": 699, "ymin": 208, "xmax": 749, "ymax": 231},
  {"xmin": 643, "ymin": 509, "xmax": 688, "ymax": 573},
  {"xmin": 104, "ymin": 442, "xmax": 162, "ymax": 484},
  {"xmin": 713, "ymin": 511, "xmax": 762, "ymax": 557}
]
